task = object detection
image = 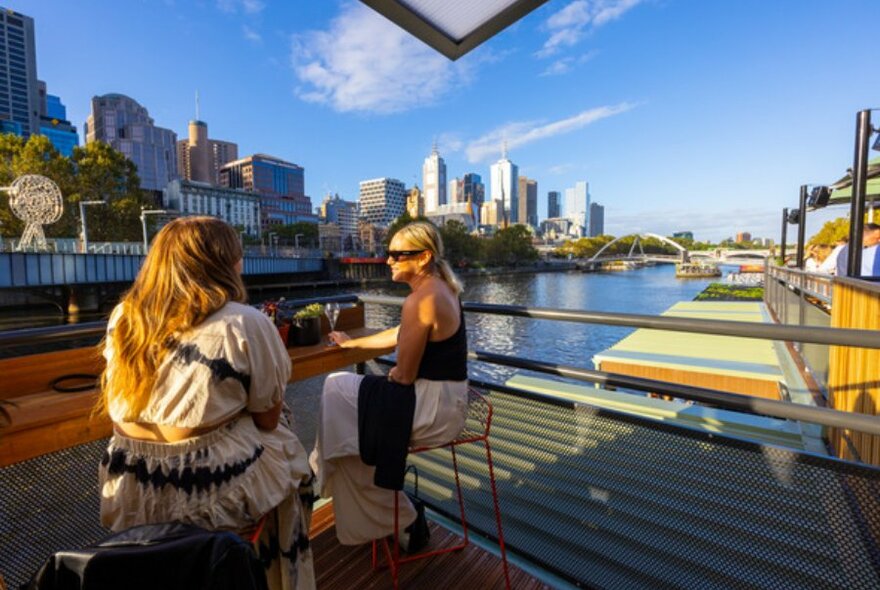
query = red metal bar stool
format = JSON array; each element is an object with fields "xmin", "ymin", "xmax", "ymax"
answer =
[{"xmin": 371, "ymin": 387, "xmax": 510, "ymax": 589}]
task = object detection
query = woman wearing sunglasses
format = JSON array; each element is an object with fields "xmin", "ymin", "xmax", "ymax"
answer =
[{"xmin": 310, "ymin": 221, "xmax": 468, "ymax": 548}]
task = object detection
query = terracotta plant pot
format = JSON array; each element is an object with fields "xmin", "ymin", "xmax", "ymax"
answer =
[{"xmin": 289, "ymin": 316, "xmax": 321, "ymax": 346}]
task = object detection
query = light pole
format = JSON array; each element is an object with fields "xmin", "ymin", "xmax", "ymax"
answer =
[
  {"xmin": 294, "ymin": 233, "xmax": 304, "ymax": 252},
  {"xmin": 140, "ymin": 209, "xmax": 168, "ymax": 252},
  {"xmin": 79, "ymin": 200, "xmax": 105, "ymax": 253}
]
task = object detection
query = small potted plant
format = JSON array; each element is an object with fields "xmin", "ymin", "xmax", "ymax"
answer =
[{"xmin": 289, "ymin": 303, "xmax": 323, "ymax": 346}]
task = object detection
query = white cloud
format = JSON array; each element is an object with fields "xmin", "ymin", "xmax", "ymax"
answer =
[
  {"xmin": 291, "ymin": 3, "xmax": 471, "ymax": 114},
  {"xmin": 465, "ymin": 103, "xmax": 635, "ymax": 163},
  {"xmin": 549, "ymin": 163, "xmax": 575, "ymax": 175},
  {"xmin": 538, "ymin": 0, "xmax": 642, "ymax": 58},
  {"xmin": 217, "ymin": 0, "xmax": 264, "ymax": 14},
  {"xmin": 242, "ymin": 25, "xmax": 262, "ymax": 43},
  {"xmin": 540, "ymin": 51, "xmax": 597, "ymax": 76}
]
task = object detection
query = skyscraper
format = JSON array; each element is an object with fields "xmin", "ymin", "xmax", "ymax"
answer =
[
  {"xmin": 177, "ymin": 120, "xmax": 238, "ymax": 186},
  {"xmin": 422, "ymin": 145, "xmax": 446, "ymax": 213},
  {"xmin": 219, "ymin": 153, "xmax": 313, "ymax": 229},
  {"xmin": 448, "ymin": 177, "xmax": 464, "ymax": 205},
  {"xmin": 490, "ymin": 147, "xmax": 518, "ymax": 227},
  {"xmin": 589, "ymin": 202, "xmax": 605, "ymax": 237},
  {"xmin": 38, "ymin": 84, "xmax": 78, "ymax": 156},
  {"xmin": 463, "ymin": 173, "xmax": 485, "ymax": 223},
  {"xmin": 85, "ymin": 94, "xmax": 178, "ymax": 196},
  {"xmin": 320, "ymin": 193, "xmax": 359, "ymax": 242},
  {"xmin": 517, "ymin": 176, "xmax": 538, "ymax": 227},
  {"xmin": 406, "ymin": 185, "xmax": 424, "ymax": 218},
  {"xmin": 548, "ymin": 191, "xmax": 561, "ymax": 219},
  {"xmin": 0, "ymin": 8, "xmax": 39, "ymax": 137},
  {"xmin": 563, "ymin": 181, "xmax": 590, "ymax": 237},
  {"xmin": 359, "ymin": 178, "xmax": 406, "ymax": 227}
]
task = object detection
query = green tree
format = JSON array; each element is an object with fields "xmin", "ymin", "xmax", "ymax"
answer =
[
  {"xmin": 438, "ymin": 220, "xmax": 481, "ymax": 267},
  {"xmin": 71, "ymin": 141, "xmax": 148, "ymax": 241},
  {"xmin": 0, "ymin": 134, "xmax": 76, "ymax": 238},
  {"xmin": 484, "ymin": 225, "xmax": 538, "ymax": 266},
  {"xmin": 275, "ymin": 221, "xmax": 319, "ymax": 247},
  {"xmin": 809, "ymin": 217, "xmax": 850, "ymax": 246}
]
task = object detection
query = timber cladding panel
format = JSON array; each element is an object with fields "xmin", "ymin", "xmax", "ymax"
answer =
[
  {"xmin": 828, "ymin": 280, "xmax": 880, "ymax": 466},
  {"xmin": 597, "ymin": 361, "xmax": 782, "ymax": 400}
]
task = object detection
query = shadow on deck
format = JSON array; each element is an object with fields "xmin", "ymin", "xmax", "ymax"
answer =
[{"xmin": 313, "ymin": 521, "xmax": 548, "ymax": 590}]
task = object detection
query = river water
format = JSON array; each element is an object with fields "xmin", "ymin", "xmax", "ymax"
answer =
[{"xmin": 0, "ymin": 265, "xmax": 713, "ymax": 379}]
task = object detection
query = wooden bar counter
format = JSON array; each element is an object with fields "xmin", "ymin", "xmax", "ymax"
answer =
[{"xmin": 0, "ymin": 304, "xmax": 392, "ymax": 467}]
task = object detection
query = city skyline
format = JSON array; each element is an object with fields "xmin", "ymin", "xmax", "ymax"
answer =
[{"xmin": 6, "ymin": 1, "xmax": 880, "ymax": 241}]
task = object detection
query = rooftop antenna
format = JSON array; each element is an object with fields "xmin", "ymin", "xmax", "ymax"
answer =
[
  {"xmin": 195, "ymin": 90, "xmax": 200, "ymax": 121},
  {"xmin": 501, "ymin": 140, "xmax": 508, "ymax": 160},
  {"xmin": 432, "ymin": 137, "xmax": 438, "ymax": 156}
]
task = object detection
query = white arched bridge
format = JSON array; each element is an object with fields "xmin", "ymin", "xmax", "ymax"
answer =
[{"xmin": 580, "ymin": 233, "xmax": 771, "ymax": 265}]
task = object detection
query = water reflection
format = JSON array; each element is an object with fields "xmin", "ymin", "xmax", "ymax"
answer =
[{"xmin": 2, "ymin": 267, "xmax": 712, "ymax": 386}]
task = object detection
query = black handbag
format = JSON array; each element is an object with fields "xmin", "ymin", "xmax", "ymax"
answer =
[{"xmin": 402, "ymin": 465, "xmax": 430, "ymax": 554}]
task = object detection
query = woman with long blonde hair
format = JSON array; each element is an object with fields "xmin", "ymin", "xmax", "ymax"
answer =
[
  {"xmin": 310, "ymin": 221, "xmax": 469, "ymax": 549},
  {"xmin": 97, "ymin": 216, "xmax": 315, "ymax": 589}
]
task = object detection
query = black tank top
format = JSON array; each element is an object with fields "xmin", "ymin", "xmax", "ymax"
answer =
[{"xmin": 416, "ymin": 303, "xmax": 468, "ymax": 381}]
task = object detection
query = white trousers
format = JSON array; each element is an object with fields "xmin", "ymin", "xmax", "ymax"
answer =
[{"xmin": 309, "ymin": 372, "xmax": 468, "ymax": 545}]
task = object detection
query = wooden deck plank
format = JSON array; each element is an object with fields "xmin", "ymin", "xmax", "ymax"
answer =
[{"xmin": 312, "ymin": 522, "xmax": 552, "ymax": 590}]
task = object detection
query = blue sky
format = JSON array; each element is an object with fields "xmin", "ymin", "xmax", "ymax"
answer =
[{"xmin": 11, "ymin": 0, "xmax": 880, "ymax": 241}]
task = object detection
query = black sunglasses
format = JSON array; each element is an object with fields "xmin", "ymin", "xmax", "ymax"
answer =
[{"xmin": 387, "ymin": 249, "xmax": 426, "ymax": 261}]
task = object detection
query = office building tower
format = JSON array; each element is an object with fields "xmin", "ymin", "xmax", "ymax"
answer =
[
  {"xmin": 462, "ymin": 173, "xmax": 485, "ymax": 223},
  {"xmin": 422, "ymin": 144, "xmax": 446, "ymax": 213},
  {"xmin": 490, "ymin": 146, "xmax": 518, "ymax": 227},
  {"xmin": 0, "ymin": 8, "xmax": 39, "ymax": 137},
  {"xmin": 320, "ymin": 193, "xmax": 359, "ymax": 241},
  {"xmin": 563, "ymin": 181, "xmax": 589, "ymax": 237},
  {"xmin": 589, "ymin": 202, "xmax": 605, "ymax": 237},
  {"xmin": 177, "ymin": 120, "xmax": 238, "ymax": 186},
  {"xmin": 736, "ymin": 231, "xmax": 752, "ymax": 243},
  {"xmin": 548, "ymin": 191, "xmax": 561, "ymax": 219},
  {"xmin": 480, "ymin": 200, "xmax": 504, "ymax": 227},
  {"xmin": 37, "ymin": 83, "xmax": 78, "ymax": 156},
  {"xmin": 163, "ymin": 179, "xmax": 260, "ymax": 236},
  {"xmin": 220, "ymin": 153, "xmax": 314, "ymax": 229},
  {"xmin": 517, "ymin": 176, "xmax": 538, "ymax": 227},
  {"xmin": 85, "ymin": 94, "xmax": 178, "ymax": 196},
  {"xmin": 426, "ymin": 201, "xmax": 477, "ymax": 231},
  {"xmin": 406, "ymin": 185, "xmax": 424, "ymax": 218},
  {"xmin": 359, "ymin": 177, "xmax": 406, "ymax": 227},
  {"xmin": 672, "ymin": 231, "xmax": 693, "ymax": 241}
]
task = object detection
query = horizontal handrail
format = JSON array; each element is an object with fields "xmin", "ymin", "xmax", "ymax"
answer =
[
  {"xmin": 373, "ymin": 351, "xmax": 880, "ymax": 436},
  {"xmin": 358, "ymin": 295, "xmax": 880, "ymax": 349}
]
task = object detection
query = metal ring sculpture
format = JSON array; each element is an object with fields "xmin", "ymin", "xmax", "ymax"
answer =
[{"xmin": 3, "ymin": 174, "xmax": 64, "ymax": 251}]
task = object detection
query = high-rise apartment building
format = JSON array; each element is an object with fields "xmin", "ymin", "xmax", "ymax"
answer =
[
  {"xmin": 736, "ymin": 231, "xmax": 752, "ymax": 243},
  {"xmin": 177, "ymin": 120, "xmax": 238, "ymax": 186},
  {"xmin": 422, "ymin": 145, "xmax": 446, "ymax": 213},
  {"xmin": 563, "ymin": 181, "xmax": 590, "ymax": 237},
  {"xmin": 490, "ymin": 148, "xmax": 518, "ymax": 227},
  {"xmin": 220, "ymin": 153, "xmax": 314, "ymax": 229},
  {"xmin": 517, "ymin": 177, "xmax": 538, "ymax": 227},
  {"xmin": 359, "ymin": 178, "xmax": 406, "ymax": 227},
  {"xmin": 38, "ymin": 83, "xmax": 78, "ymax": 156},
  {"xmin": 548, "ymin": 191, "xmax": 561, "ymax": 219},
  {"xmin": 85, "ymin": 94, "xmax": 178, "ymax": 195},
  {"xmin": 480, "ymin": 199, "xmax": 504, "ymax": 228},
  {"xmin": 163, "ymin": 179, "xmax": 260, "ymax": 236},
  {"xmin": 0, "ymin": 8, "xmax": 39, "ymax": 137},
  {"xmin": 0, "ymin": 8, "xmax": 79, "ymax": 155},
  {"xmin": 589, "ymin": 202, "xmax": 605, "ymax": 237},
  {"xmin": 320, "ymin": 193, "xmax": 359, "ymax": 241},
  {"xmin": 462, "ymin": 173, "xmax": 485, "ymax": 223}
]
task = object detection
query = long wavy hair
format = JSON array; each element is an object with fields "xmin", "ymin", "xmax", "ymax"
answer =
[
  {"xmin": 393, "ymin": 221, "xmax": 463, "ymax": 295},
  {"xmin": 97, "ymin": 216, "xmax": 246, "ymax": 419}
]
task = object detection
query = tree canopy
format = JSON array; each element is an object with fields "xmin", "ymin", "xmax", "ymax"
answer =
[{"xmin": 0, "ymin": 134, "xmax": 148, "ymax": 241}]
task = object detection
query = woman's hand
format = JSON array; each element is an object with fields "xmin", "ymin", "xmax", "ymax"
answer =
[{"xmin": 329, "ymin": 330, "xmax": 352, "ymax": 347}]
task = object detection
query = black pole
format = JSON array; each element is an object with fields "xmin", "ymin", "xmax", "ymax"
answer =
[
  {"xmin": 780, "ymin": 208, "xmax": 788, "ymax": 263},
  {"xmin": 796, "ymin": 185, "xmax": 808, "ymax": 269},
  {"xmin": 847, "ymin": 109, "xmax": 871, "ymax": 277}
]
